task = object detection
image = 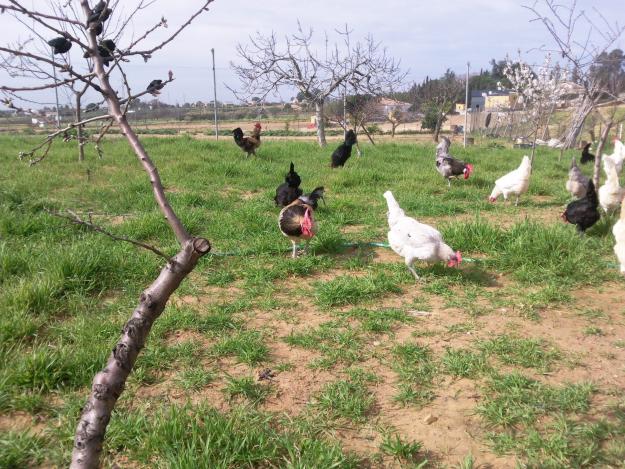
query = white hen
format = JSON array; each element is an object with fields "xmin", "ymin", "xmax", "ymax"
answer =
[
  {"xmin": 613, "ymin": 201, "xmax": 625, "ymax": 274},
  {"xmin": 566, "ymin": 157, "xmax": 589, "ymax": 199},
  {"xmin": 598, "ymin": 159, "xmax": 624, "ymax": 213},
  {"xmin": 383, "ymin": 191, "xmax": 461, "ymax": 280},
  {"xmin": 603, "ymin": 139, "xmax": 625, "ymax": 174},
  {"xmin": 489, "ymin": 155, "xmax": 532, "ymax": 206}
]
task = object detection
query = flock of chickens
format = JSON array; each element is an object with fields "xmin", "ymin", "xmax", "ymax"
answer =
[{"xmin": 231, "ymin": 123, "xmax": 625, "ymax": 279}]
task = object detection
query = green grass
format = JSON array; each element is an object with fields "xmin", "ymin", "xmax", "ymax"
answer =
[
  {"xmin": 110, "ymin": 403, "xmax": 360, "ymax": 467},
  {"xmin": 224, "ymin": 375, "xmax": 271, "ymax": 404},
  {"xmin": 213, "ymin": 330, "xmax": 269, "ymax": 365},
  {"xmin": 380, "ymin": 433, "xmax": 425, "ymax": 464},
  {"xmin": 391, "ymin": 343, "xmax": 437, "ymax": 407},
  {"xmin": 313, "ymin": 272, "xmax": 403, "ymax": 308},
  {"xmin": 478, "ymin": 334, "xmax": 560, "ymax": 371},
  {"xmin": 1, "ymin": 135, "xmax": 623, "ymax": 467},
  {"xmin": 0, "ymin": 431, "xmax": 46, "ymax": 468},
  {"xmin": 442, "ymin": 348, "xmax": 490, "ymax": 378},
  {"xmin": 479, "ymin": 373, "xmax": 624, "ymax": 467},
  {"xmin": 315, "ymin": 371, "xmax": 376, "ymax": 423},
  {"xmin": 284, "ymin": 321, "xmax": 366, "ymax": 369}
]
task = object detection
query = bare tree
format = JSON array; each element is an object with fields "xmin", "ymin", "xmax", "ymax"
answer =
[
  {"xmin": 0, "ymin": 2, "xmax": 213, "ymax": 467},
  {"xmin": 525, "ymin": 0, "xmax": 625, "ymax": 185},
  {"xmin": 386, "ymin": 108, "xmax": 403, "ymax": 138},
  {"xmin": 230, "ymin": 23, "xmax": 406, "ymax": 146}
]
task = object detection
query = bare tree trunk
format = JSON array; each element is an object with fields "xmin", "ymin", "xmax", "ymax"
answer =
[
  {"xmin": 563, "ymin": 96, "xmax": 593, "ymax": 149},
  {"xmin": 433, "ymin": 117, "xmax": 443, "ymax": 142},
  {"xmin": 70, "ymin": 239, "xmax": 209, "ymax": 469},
  {"xmin": 360, "ymin": 123, "xmax": 376, "ymax": 145},
  {"xmin": 75, "ymin": 93, "xmax": 85, "ymax": 162},
  {"xmin": 71, "ymin": 5, "xmax": 210, "ymax": 467},
  {"xmin": 391, "ymin": 123, "xmax": 397, "ymax": 137},
  {"xmin": 315, "ymin": 101, "xmax": 327, "ymax": 147},
  {"xmin": 593, "ymin": 121, "xmax": 613, "ymax": 187}
]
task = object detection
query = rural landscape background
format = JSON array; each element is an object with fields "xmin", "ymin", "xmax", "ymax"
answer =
[{"xmin": 1, "ymin": 0, "xmax": 625, "ymax": 468}]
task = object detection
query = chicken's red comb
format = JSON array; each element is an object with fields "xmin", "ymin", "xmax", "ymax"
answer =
[
  {"xmin": 255, "ymin": 122, "xmax": 262, "ymax": 128},
  {"xmin": 464, "ymin": 163, "xmax": 474, "ymax": 179}
]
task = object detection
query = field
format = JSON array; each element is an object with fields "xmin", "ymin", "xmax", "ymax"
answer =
[{"xmin": 1, "ymin": 135, "xmax": 625, "ymax": 468}]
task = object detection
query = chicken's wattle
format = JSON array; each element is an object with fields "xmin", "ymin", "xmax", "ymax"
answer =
[{"xmin": 301, "ymin": 207, "xmax": 314, "ymax": 238}]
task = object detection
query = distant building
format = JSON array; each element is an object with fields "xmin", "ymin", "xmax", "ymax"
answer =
[
  {"xmin": 470, "ymin": 90, "xmax": 517, "ymax": 111},
  {"xmin": 373, "ymin": 97, "xmax": 411, "ymax": 119}
]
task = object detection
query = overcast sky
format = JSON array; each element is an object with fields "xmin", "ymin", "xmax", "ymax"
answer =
[{"xmin": 0, "ymin": 0, "xmax": 623, "ymax": 108}]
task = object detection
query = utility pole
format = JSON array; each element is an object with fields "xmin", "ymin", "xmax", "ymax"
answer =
[
  {"xmin": 343, "ymin": 82, "xmax": 347, "ymax": 139},
  {"xmin": 51, "ymin": 48, "xmax": 61, "ymax": 128},
  {"xmin": 464, "ymin": 61, "xmax": 470, "ymax": 148},
  {"xmin": 211, "ymin": 48, "xmax": 218, "ymax": 140}
]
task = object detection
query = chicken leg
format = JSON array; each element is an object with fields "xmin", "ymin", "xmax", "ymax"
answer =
[
  {"xmin": 405, "ymin": 258, "xmax": 420, "ymax": 281},
  {"xmin": 515, "ymin": 196, "xmax": 520, "ymax": 207},
  {"xmin": 291, "ymin": 240, "xmax": 298, "ymax": 259}
]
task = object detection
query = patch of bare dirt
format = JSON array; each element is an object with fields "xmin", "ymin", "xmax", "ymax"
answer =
[
  {"xmin": 0, "ymin": 412, "xmax": 46, "ymax": 436},
  {"xmin": 164, "ymin": 329, "xmax": 208, "ymax": 347},
  {"xmin": 341, "ymin": 224, "xmax": 367, "ymax": 235},
  {"xmin": 239, "ymin": 190, "xmax": 259, "ymax": 200},
  {"xmin": 375, "ymin": 376, "xmax": 514, "ymax": 468},
  {"xmin": 260, "ymin": 342, "xmax": 335, "ymax": 415}
]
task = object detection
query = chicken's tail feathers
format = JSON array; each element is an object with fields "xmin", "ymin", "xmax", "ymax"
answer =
[
  {"xmin": 289, "ymin": 161, "xmax": 295, "ymax": 173},
  {"xmin": 383, "ymin": 190, "xmax": 406, "ymax": 220},
  {"xmin": 232, "ymin": 127, "xmax": 244, "ymax": 144},
  {"xmin": 570, "ymin": 156, "xmax": 578, "ymax": 170},
  {"xmin": 383, "ymin": 190, "xmax": 398, "ymax": 209},
  {"xmin": 463, "ymin": 163, "xmax": 474, "ymax": 179},
  {"xmin": 586, "ymin": 179, "xmax": 599, "ymax": 205}
]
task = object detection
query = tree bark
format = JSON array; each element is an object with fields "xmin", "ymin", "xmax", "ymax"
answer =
[
  {"xmin": 75, "ymin": 93, "xmax": 85, "ymax": 162},
  {"xmin": 433, "ymin": 116, "xmax": 443, "ymax": 142},
  {"xmin": 360, "ymin": 123, "xmax": 376, "ymax": 145},
  {"xmin": 563, "ymin": 95, "xmax": 593, "ymax": 149},
  {"xmin": 71, "ymin": 4, "xmax": 210, "ymax": 467},
  {"xmin": 315, "ymin": 100, "xmax": 327, "ymax": 147},
  {"xmin": 593, "ymin": 121, "xmax": 613, "ymax": 187},
  {"xmin": 70, "ymin": 238, "xmax": 209, "ymax": 469}
]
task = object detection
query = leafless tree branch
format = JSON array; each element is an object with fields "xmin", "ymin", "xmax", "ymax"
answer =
[
  {"xmin": 231, "ymin": 22, "xmax": 407, "ymax": 146},
  {"xmin": 46, "ymin": 209, "xmax": 171, "ymax": 260},
  {"xmin": 0, "ymin": 2, "xmax": 215, "ymax": 466}
]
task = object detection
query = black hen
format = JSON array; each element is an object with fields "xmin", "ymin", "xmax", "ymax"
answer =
[
  {"xmin": 83, "ymin": 39, "xmax": 115, "ymax": 66},
  {"xmin": 331, "ymin": 130, "xmax": 357, "ymax": 168},
  {"xmin": 580, "ymin": 143, "xmax": 594, "ymax": 164},
  {"xmin": 274, "ymin": 162, "xmax": 303, "ymax": 207},
  {"xmin": 48, "ymin": 37, "xmax": 72, "ymax": 54},
  {"xmin": 88, "ymin": 1, "xmax": 112, "ymax": 28},
  {"xmin": 561, "ymin": 180, "xmax": 600, "ymax": 232},
  {"xmin": 147, "ymin": 80, "xmax": 164, "ymax": 96},
  {"xmin": 298, "ymin": 186, "xmax": 325, "ymax": 210}
]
